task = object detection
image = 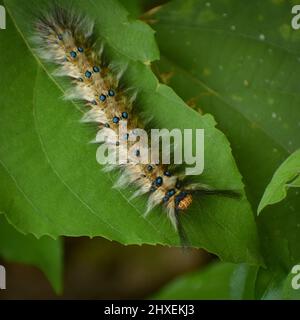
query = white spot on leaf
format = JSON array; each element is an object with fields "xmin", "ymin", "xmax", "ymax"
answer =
[{"xmin": 259, "ymin": 34, "xmax": 265, "ymax": 41}]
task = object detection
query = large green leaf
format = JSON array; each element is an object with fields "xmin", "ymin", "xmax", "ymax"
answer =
[
  {"xmin": 0, "ymin": 214, "xmax": 62, "ymax": 293},
  {"xmin": 154, "ymin": 261, "xmax": 258, "ymax": 299},
  {"xmin": 151, "ymin": 0, "xmax": 300, "ymax": 281},
  {"xmin": 258, "ymin": 149, "xmax": 300, "ymax": 214},
  {"xmin": 0, "ymin": 0, "xmax": 261, "ymax": 264}
]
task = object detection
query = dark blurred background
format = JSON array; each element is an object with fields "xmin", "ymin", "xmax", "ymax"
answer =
[{"xmin": 0, "ymin": 238, "xmax": 213, "ymax": 299}]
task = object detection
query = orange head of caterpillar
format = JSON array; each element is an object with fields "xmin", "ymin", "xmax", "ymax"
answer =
[
  {"xmin": 163, "ymin": 189, "xmax": 193, "ymax": 211},
  {"xmin": 175, "ymin": 191, "xmax": 192, "ymax": 211},
  {"xmin": 177, "ymin": 194, "xmax": 193, "ymax": 211}
]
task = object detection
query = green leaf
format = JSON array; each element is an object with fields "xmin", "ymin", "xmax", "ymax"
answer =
[
  {"xmin": 0, "ymin": 214, "xmax": 63, "ymax": 293},
  {"xmin": 0, "ymin": 0, "xmax": 261, "ymax": 265},
  {"xmin": 154, "ymin": 260, "xmax": 299, "ymax": 300},
  {"xmin": 255, "ymin": 265, "xmax": 300, "ymax": 300},
  {"xmin": 119, "ymin": 0, "xmax": 154, "ymax": 19},
  {"xmin": 255, "ymin": 268, "xmax": 285, "ymax": 299},
  {"xmin": 229, "ymin": 263, "xmax": 258, "ymax": 300},
  {"xmin": 281, "ymin": 263, "xmax": 300, "ymax": 300},
  {"xmin": 151, "ymin": 0, "xmax": 300, "ymax": 278},
  {"xmin": 153, "ymin": 262, "xmax": 258, "ymax": 299},
  {"xmin": 258, "ymin": 149, "xmax": 300, "ymax": 214}
]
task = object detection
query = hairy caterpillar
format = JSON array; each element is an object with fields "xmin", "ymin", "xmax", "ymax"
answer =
[{"xmin": 33, "ymin": 6, "xmax": 238, "ymax": 245}]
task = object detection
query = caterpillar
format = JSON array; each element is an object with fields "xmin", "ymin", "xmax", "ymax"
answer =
[{"xmin": 33, "ymin": 5, "xmax": 238, "ymax": 245}]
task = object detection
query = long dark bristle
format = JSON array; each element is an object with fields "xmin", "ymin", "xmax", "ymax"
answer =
[
  {"xmin": 175, "ymin": 209, "xmax": 190, "ymax": 249},
  {"xmin": 192, "ymin": 189, "xmax": 241, "ymax": 199}
]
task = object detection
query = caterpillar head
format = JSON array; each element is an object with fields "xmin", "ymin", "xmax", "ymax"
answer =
[{"xmin": 175, "ymin": 192, "xmax": 192, "ymax": 211}]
